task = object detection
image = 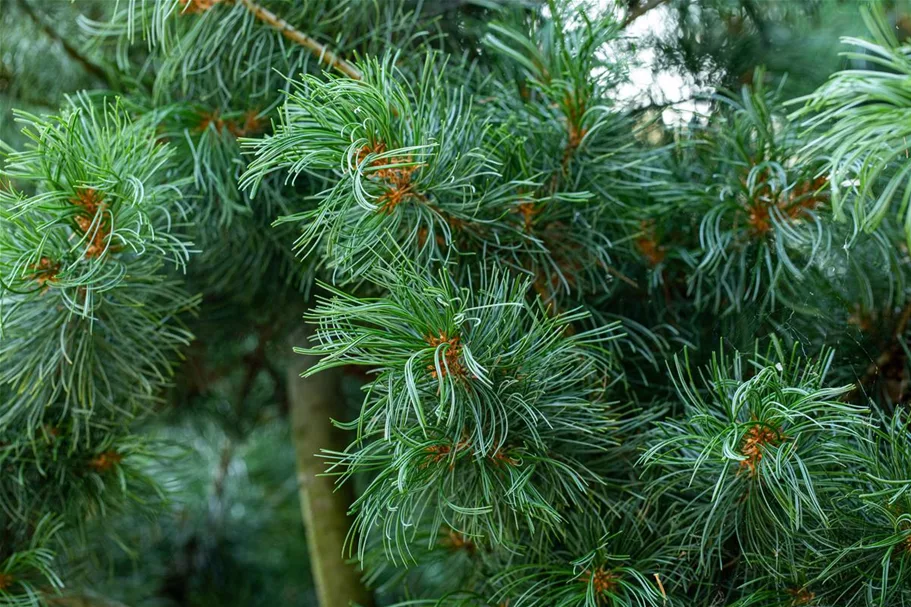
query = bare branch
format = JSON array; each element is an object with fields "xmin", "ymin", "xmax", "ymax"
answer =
[
  {"xmin": 12, "ymin": 0, "xmax": 113, "ymax": 87},
  {"xmin": 848, "ymin": 300, "xmax": 911, "ymax": 402},
  {"xmin": 238, "ymin": 0, "xmax": 363, "ymax": 80},
  {"xmin": 622, "ymin": 0, "xmax": 671, "ymax": 29},
  {"xmin": 287, "ymin": 328, "xmax": 374, "ymax": 607}
]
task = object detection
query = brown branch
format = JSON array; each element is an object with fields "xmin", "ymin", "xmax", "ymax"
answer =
[
  {"xmin": 622, "ymin": 0, "xmax": 672, "ymax": 29},
  {"xmin": 606, "ymin": 265, "xmax": 640, "ymax": 289},
  {"xmin": 46, "ymin": 593, "xmax": 131, "ymax": 607},
  {"xmin": 237, "ymin": 0, "xmax": 363, "ymax": 80},
  {"xmin": 287, "ymin": 328, "xmax": 374, "ymax": 607},
  {"xmin": 207, "ymin": 441, "xmax": 235, "ymax": 531},
  {"xmin": 849, "ymin": 300, "xmax": 911, "ymax": 401},
  {"xmin": 742, "ymin": 0, "xmax": 770, "ymax": 47},
  {"xmin": 12, "ymin": 0, "xmax": 112, "ymax": 87},
  {"xmin": 235, "ymin": 325, "xmax": 271, "ymax": 411}
]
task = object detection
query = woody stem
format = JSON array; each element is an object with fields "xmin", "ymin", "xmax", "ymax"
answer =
[{"xmin": 237, "ymin": 0, "xmax": 363, "ymax": 80}]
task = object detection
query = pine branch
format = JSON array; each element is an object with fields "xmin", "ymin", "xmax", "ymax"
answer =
[
  {"xmin": 287, "ymin": 328, "xmax": 374, "ymax": 607},
  {"xmin": 236, "ymin": 323, "xmax": 274, "ymax": 414},
  {"xmin": 742, "ymin": 0, "xmax": 771, "ymax": 47},
  {"xmin": 237, "ymin": 0, "xmax": 363, "ymax": 80},
  {"xmin": 46, "ymin": 593, "xmax": 131, "ymax": 607},
  {"xmin": 607, "ymin": 265, "xmax": 640, "ymax": 289},
  {"xmin": 11, "ymin": 0, "xmax": 113, "ymax": 88},
  {"xmin": 622, "ymin": 0, "xmax": 671, "ymax": 28},
  {"xmin": 850, "ymin": 299, "xmax": 911, "ymax": 400}
]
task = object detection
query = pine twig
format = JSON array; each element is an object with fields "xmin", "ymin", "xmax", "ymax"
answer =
[
  {"xmin": 606, "ymin": 265, "xmax": 640, "ymax": 289},
  {"xmin": 622, "ymin": 0, "xmax": 671, "ymax": 28},
  {"xmin": 207, "ymin": 440, "xmax": 235, "ymax": 531},
  {"xmin": 12, "ymin": 0, "xmax": 112, "ymax": 87},
  {"xmin": 869, "ymin": 301, "xmax": 911, "ymax": 372},
  {"xmin": 742, "ymin": 0, "xmax": 771, "ymax": 47},
  {"xmin": 46, "ymin": 593, "xmax": 131, "ymax": 607},
  {"xmin": 237, "ymin": 0, "xmax": 363, "ymax": 80},
  {"xmin": 850, "ymin": 300, "xmax": 911, "ymax": 401},
  {"xmin": 235, "ymin": 323, "xmax": 273, "ymax": 412}
]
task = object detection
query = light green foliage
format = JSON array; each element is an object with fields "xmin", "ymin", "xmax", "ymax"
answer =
[
  {"xmin": 305, "ymin": 267, "xmax": 621, "ymax": 556},
  {"xmin": 803, "ymin": 8, "xmax": 911, "ymax": 245},
  {"xmin": 687, "ymin": 74, "xmax": 833, "ymax": 312},
  {"xmin": 0, "ymin": 97, "xmax": 196, "ymax": 605},
  {"xmin": 0, "ymin": 100, "xmax": 195, "ymax": 434},
  {"xmin": 643, "ymin": 343, "xmax": 865, "ymax": 565},
  {"xmin": 0, "ymin": 516, "xmax": 62, "ymax": 606},
  {"xmin": 244, "ymin": 56, "xmax": 523, "ymax": 281}
]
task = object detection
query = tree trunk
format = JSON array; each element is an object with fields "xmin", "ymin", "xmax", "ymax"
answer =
[{"xmin": 287, "ymin": 330, "xmax": 374, "ymax": 607}]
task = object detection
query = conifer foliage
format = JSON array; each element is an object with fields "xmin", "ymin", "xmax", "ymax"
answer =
[{"xmin": 1, "ymin": 1, "xmax": 911, "ymax": 606}]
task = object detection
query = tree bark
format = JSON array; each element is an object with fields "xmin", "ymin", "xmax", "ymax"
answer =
[{"xmin": 287, "ymin": 330, "xmax": 373, "ymax": 607}]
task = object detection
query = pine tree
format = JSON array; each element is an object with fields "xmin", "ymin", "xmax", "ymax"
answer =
[{"xmin": 1, "ymin": 1, "xmax": 911, "ymax": 606}]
